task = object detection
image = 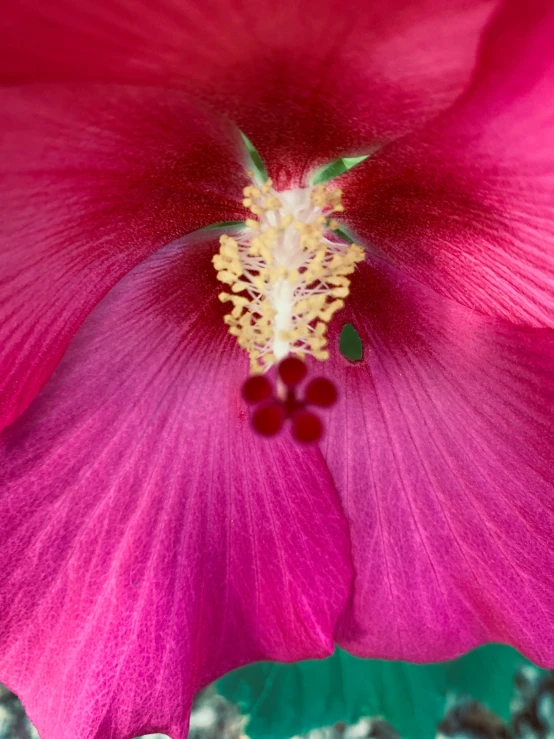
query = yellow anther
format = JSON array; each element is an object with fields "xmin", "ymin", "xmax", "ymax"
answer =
[
  {"xmin": 245, "ymin": 218, "xmax": 260, "ymax": 231},
  {"xmin": 230, "ymin": 262, "xmax": 243, "ymax": 276},
  {"xmin": 313, "ymin": 349, "xmax": 330, "ymax": 361},
  {"xmin": 351, "ymin": 244, "xmax": 365, "ymax": 261},
  {"xmin": 212, "ymin": 256, "xmax": 225, "ymax": 271},
  {"xmin": 308, "ymin": 335, "xmax": 328, "ymax": 351},
  {"xmin": 311, "ymin": 185, "xmax": 328, "ymax": 207},
  {"xmin": 260, "ymin": 178, "xmax": 273, "ymax": 195},
  {"xmin": 312, "ymin": 250, "xmax": 326, "ymax": 264},
  {"xmin": 220, "ymin": 243, "xmax": 239, "ymax": 259},
  {"xmin": 319, "ymin": 299, "xmax": 344, "ymax": 322},
  {"xmin": 243, "ymin": 185, "xmax": 261, "ymax": 198},
  {"xmin": 258, "ymin": 300, "xmax": 274, "ymax": 316},
  {"xmin": 218, "ymin": 235, "xmax": 239, "ymax": 253},
  {"xmin": 338, "ymin": 265, "xmax": 355, "ymax": 276},
  {"xmin": 231, "ymin": 280, "xmax": 250, "ymax": 293},
  {"xmin": 327, "ymin": 275, "xmax": 349, "ymax": 287},
  {"xmin": 328, "ymin": 254, "xmax": 346, "ymax": 269},
  {"xmin": 305, "ymin": 264, "xmax": 325, "ymax": 281},
  {"xmin": 250, "ymin": 361, "xmax": 263, "ymax": 375},
  {"xmin": 238, "ymin": 313, "xmax": 252, "ymax": 327},
  {"xmin": 229, "ymin": 295, "xmax": 249, "ymax": 307},
  {"xmin": 231, "ymin": 305, "xmax": 245, "ymax": 319},
  {"xmin": 216, "ymin": 270, "xmax": 236, "ymax": 285},
  {"xmin": 264, "ymin": 195, "xmax": 281, "ymax": 210},
  {"xmin": 280, "ymin": 213, "xmax": 293, "ymax": 228}
]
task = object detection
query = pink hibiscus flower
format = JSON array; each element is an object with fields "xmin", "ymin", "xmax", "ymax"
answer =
[{"xmin": 1, "ymin": 0, "xmax": 554, "ymax": 737}]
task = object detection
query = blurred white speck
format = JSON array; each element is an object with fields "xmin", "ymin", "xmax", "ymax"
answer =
[
  {"xmin": 190, "ymin": 706, "xmax": 218, "ymax": 730},
  {"xmin": 345, "ymin": 718, "xmax": 372, "ymax": 738}
]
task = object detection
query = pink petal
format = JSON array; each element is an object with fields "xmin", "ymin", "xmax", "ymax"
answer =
[
  {"xmin": 1, "ymin": 0, "xmax": 495, "ymax": 187},
  {"xmin": 0, "ymin": 84, "xmax": 247, "ymax": 431},
  {"xmin": 342, "ymin": 0, "xmax": 554, "ymax": 327},
  {"xmin": 321, "ymin": 258, "xmax": 554, "ymax": 665},
  {"xmin": 0, "ymin": 233, "xmax": 352, "ymax": 739}
]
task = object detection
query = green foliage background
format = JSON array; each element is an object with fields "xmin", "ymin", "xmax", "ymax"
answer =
[{"xmin": 218, "ymin": 645, "xmax": 533, "ymax": 738}]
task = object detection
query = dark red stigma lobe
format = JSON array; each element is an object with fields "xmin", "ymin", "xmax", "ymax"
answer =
[
  {"xmin": 252, "ymin": 402, "xmax": 285, "ymax": 436},
  {"xmin": 243, "ymin": 374, "xmax": 272, "ymax": 403},
  {"xmin": 304, "ymin": 377, "xmax": 337, "ymax": 407},
  {"xmin": 278, "ymin": 356, "xmax": 307, "ymax": 388},
  {"xmin": 292, "ymin": 410, "xmax": 323, "ymax": 443}
]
